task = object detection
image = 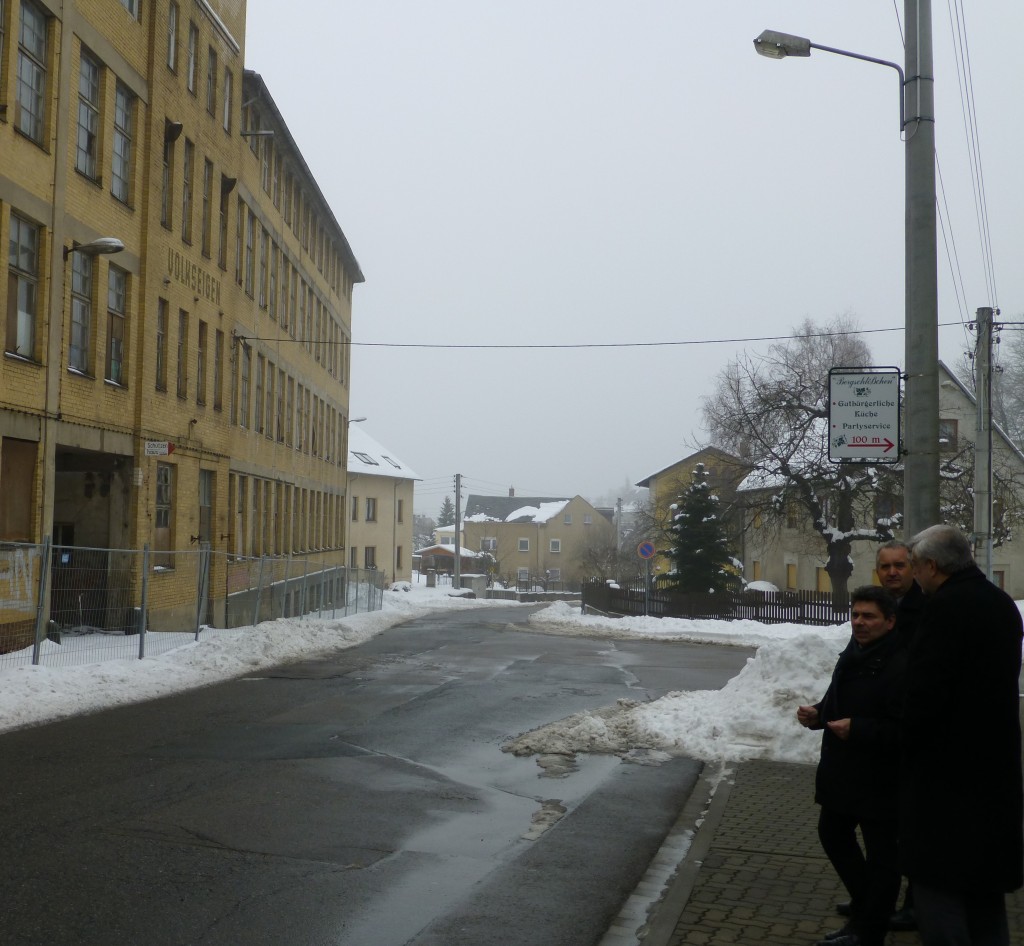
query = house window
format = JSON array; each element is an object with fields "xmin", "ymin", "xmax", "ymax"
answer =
[
  {"xmin": 186, "ymin": 22, "xmax": 197, "ymax": 92},
  {"xmin": 7, "ymin": 215, "xmax": 39, "ymax": 359},
  {"xmin": 396, "ymin": 546, "xmax": 403, "ymax": 570},
  {"xmin": 752, "ymin": 560, "xmax": 762, "ymax": 581},
  {"xmin": 155, "ymin": 463, "xmax": 174, "ymax": 567},
  {"xmin": 364, "ymin": 546, "xmax": 376, "ymax": 569},
  {"xmin": 180, "ymin": 138, "xmax": 194, "ymax": 242},
  {"xmin": 105, "ymin": 266, "xmax": 128, "ymax": 385},
  {"xmin": 873, "ymin": 493, "xmax": 903, "ymax": 523},
  {"xmin": 205, "ymin": 47, "xmax": 217, "ymax": 115},
  {"xmin": 160, "ymin": 135, "xmax": 174, "ymax": 228},
  {"xmin": 518, "ymin": 538, "xmax": 529, "ymax": 552},
  {"xmin": 349, "ymin": 546, "xmax": 358, "ymax": 568},
  {"xmin": 76, "ymin": 51, "xmax": 100, "ymax": 179},
  {"xmin": 583, "ymin": 514, "xmax": 592, "ymax": 525},
  {"xmin": 254, "ymin": 354, "xmax": 264, "ymax": 432},
  {"xmin": 786, "ymin": 563, "xmax": 797, "ymax": 590},
  {"xmin": 112, "ymin": 82, "xmax": 134, "ymax": 203},
  {"xmin": 548, "ymin": 568, "xmax": 561, "ymax": 581},
  {"xmin": 816, "ymin": 567, "xmax": 832, "ymax": 593},
  {"xmin": 258, "ymin": 227, "xmax": 267, "ymax": 307},
  {"xmin": 244, "ymin": 209, "xmax": 255, "ymax": 296},
  {"xmin": 222, "ymin": 67, "xmax": 232, "ymax": 132},
  {"xmin": 786, "ymin": 501, "xmax": 801, "ymax": 530},
  {"xmin": 939, "ymin": 418, "xmax": 958, "ymax": 452},
  {"xmin": 239, "ymin": 342, "xmax": 250, "ymax": 425},
  {"xmin": 396, "ymin": 499, "xmax": 404, "ymax": 523},
  {"xmin": 196, "ymin": 320, "xmax": 207, "ymax": 405},
  {"xmin": 517, "ymin": 568, "xmax": 529, "ymax": 581},
  {"xmin": 564, "ymin": 513, "xmax": 572, "ymax": 524},
  {"xmin": 155, "ymin": 299, "xmax": 168, "ymax": 390},
  {"xmin": 365, "ymin": 498, "xmax": 377, "ymax": 522},
  {"xmin": 993, "ymin": 570, "xmax": 1005, "ymax": 590},
  {"xmin": 16, "ymin": 0, "xmax": 47, "ymax": 144},
  {"xmin": 481, "ymin": 537, "xmax": 496, "ymax": 552},
  {"xmin": 550, "ymin": 539, "xmax": 561, "ymax": 553},
  {"xmin": 351, "ymin": 496, "xmax": 358, "ymax": 521},
  {"xmin": 200, "ymin": 159, "xmax": 213, "ymax": 256},
  {"xmin": 119, "ymin": 0, "xmax": 140, "ymax": 19},
  {"xmin": 166, "ymin": 2, "xmax": 178, "ymax": 70},
  {"xmin": 218, "ymin": 175, "xmax": 230, "ymax": 269},
  {"xmin": 175, "ymin": 308, "xmax": 188, "ymax": 397},
  {"xmin": 264, "ymin": 360, "xmax": 274, "ymax": 440},
  {"xmin": 213, "ymin": 328, "xmax": 223, "ymax": 409},
  {"xmin": 352, "ymin": 452, "xmax": 378, "ymax": 465},
  {"xmin": 268, "ymin": 243, "xmax": 278, "ymax": 319},
  {"xmin": 69, "ymin": 253, "xmax": 92, "ymax": 372}
]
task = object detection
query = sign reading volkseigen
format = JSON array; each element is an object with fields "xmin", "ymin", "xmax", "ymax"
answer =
[{"xmin": 828, "ymin": 367, "xmax": 901, "ymax": 463}]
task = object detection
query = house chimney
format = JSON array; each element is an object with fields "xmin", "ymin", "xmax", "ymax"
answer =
[{"xmin": 508, "ymin": 486, "xmax": 514, "ymax": 497}]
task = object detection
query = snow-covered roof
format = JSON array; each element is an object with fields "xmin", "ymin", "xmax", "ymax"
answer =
[
  {"xmin": 347, "ymin": 426, "xmax": 420, "ymax": 480},
  {"xmin": 464, "ymin": 494, "xmax": 573, "ymax": 523}
]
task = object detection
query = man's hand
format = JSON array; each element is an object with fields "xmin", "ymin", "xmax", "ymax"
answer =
[
  {"xmin": 827, "ymin": 718, "xmax": 852, "ymax": 740},
  {"xmin": 796, "ymin": 705, "xmax": 819, "ymax": 728}
]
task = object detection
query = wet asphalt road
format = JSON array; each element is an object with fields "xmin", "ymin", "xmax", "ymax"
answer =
[{"xmin": 0, "ymin": 605, "xmax": 752, "ymax": 946}]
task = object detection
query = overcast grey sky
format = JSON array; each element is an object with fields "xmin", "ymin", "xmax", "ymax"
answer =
[{"xmin": 244, "ymin": 1, "xmax": 1024, "ymax": 515}]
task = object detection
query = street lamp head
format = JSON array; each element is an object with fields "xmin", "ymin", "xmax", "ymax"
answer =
[
  {"xmin": 63, "ymin": 237, "xmax": 126, "ymax": 261},
  {"xmin": 754, "ymin": 29, "xmax": 812, "ymax": 60}
]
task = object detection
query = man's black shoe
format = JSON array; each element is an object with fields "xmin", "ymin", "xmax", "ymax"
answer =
[
  {"xmin": 815, "ymin": 934, "xmax": 861, "ymax": 946},
  {"xmin": 835, "ymin": 901, "xmax": 852, "ymax": 917},
  {"xmin": 820, "ymin": 926, "xmax": 854, "ymax": 941},
  {"xmin": 889, "ymin": 906, "xmax": 917, "ymax": 931}
]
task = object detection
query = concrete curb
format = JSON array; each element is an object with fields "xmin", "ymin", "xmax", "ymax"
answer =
[{"xmin": 639, "ymin": 762, "xmax": 735, "ymax": 946}]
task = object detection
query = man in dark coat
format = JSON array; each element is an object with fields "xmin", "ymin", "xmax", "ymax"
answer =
[
  {"xmin": 876, "ymin": 540, "xmax": 925, "ymax": 647},
  {"xmin": 872, "ymin": 539, "xmax": 926, "ymax": 930},
  {"xmin": 798, "ymin": 585, "xmax": 908, "ymax": 946},
  {"xmin": 903, "ymin": 524, "xmax": 1023, "ymax": 946}
]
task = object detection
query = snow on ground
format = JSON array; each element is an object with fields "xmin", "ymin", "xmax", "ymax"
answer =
[{"xmin": 0, "ymin": 579, "xmax": 941, "ymax": 768}]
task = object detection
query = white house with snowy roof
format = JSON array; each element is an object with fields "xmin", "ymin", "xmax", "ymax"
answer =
[
  {"xmin": 347, "ymin": 427, "xmax": 420, "ymax": 582},
  {"xmin": 461, "ymin": 491, "xmax": 616, "ymax": 587}
]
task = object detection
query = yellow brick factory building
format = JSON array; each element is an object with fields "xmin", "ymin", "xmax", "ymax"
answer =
[{"xmin": 0, "ymin": 0, "xmax": 363, "ymax": 635}]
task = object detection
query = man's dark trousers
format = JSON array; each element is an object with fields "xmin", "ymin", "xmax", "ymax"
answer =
[{"xmin": 818, "ymin": 808, "xmax": 900, "ymax": 945}]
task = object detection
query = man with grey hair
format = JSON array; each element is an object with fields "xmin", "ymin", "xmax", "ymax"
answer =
[{"xmin": 902, "ymin": 524, "xmax": 1023, "ymax": 945}]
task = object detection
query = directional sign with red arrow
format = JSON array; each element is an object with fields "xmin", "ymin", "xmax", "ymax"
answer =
[{"xmin": 828, "ymin": 368, "xmax": 901, "ymax": 464}]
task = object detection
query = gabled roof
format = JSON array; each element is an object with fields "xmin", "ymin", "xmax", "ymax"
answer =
[
  {"xmin": 464, "ymin": 494, "xmax": 572, "ymax": 523},
  {"xmin": 938, "ymin": 360, "xmax": 1024, "ymax": 464},
  {"xmin": 347, "ymin": 426, "xmax": 420, "ymax": 480},
  {"xmin": 636, "ymin": 446, "xmax": 747, "ymax": 489}
]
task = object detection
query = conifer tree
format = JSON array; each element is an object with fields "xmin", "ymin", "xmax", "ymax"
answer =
[
  {"xmin": 437, "ymin": 496, "xmax": 456, "ymax": 527},
  {"xmin": 664, "ymin": 463, "xmax": 738, "ymax": 594}
]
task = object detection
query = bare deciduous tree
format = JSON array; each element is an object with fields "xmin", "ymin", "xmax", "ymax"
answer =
[{"xmin": 702, "ymin": 316, "xmax": 899, "ymax": 606}]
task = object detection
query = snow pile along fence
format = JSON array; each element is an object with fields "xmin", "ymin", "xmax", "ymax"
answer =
[{"xmin": 0, "ymin": 540, "xmax": 386, "ymax": 668}]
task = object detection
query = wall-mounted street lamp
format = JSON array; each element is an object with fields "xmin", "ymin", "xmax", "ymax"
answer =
[
  {"xmin": 753, "ymin": 20, "xmax": 939, "ymax": 536},
  {"xmin": 63, "ymin": 237, "xmax": 126, "ymax": 262}
]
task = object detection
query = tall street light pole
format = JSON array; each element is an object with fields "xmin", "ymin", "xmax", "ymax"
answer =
[
  {"xmin": 902, "ymin": 0, "xmax": 939, "ymax": 537},
  {"xmin": 754, "ymin": 2, "xmax": 939, "ymax": 537}
]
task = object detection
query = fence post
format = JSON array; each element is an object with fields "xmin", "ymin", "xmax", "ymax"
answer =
[
  {"xmin": 138, "ymin": 544, "xmax": 150, "ymax": 658},
  {"xmin": 319, "ymin": 562, "xmax": 326, "ymax": 618},
  {"xmin": 194, "ymin": 542, "xmax": 210, "ymax": 641},
  {"xmin": 254, "ymin": 555, "xmax": 266, "ymax": 625},
  {"xmin": 31, "ymin": 538, "xmax": 52, "ymax": 666},
  {"xmin": 300, "ymin": 556, "xmax": 309, "ymax": 616}
]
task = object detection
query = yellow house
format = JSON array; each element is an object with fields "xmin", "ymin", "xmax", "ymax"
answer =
[
  {"xmin": 346, "ymin": 427, "xmax": 418, "ymax": 583},
  {"xmin": 635, "ymin": 447, "xmax": 749, "ymax": 575},
  {"xmin": 462, "ymin": 493, "xmax": 616, "ymax": 587}
]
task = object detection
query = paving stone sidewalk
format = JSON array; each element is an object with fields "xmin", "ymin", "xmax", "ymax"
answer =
[{"xmin": 659, "ymin": 759, "xmax": 1024, "ymax": 946}]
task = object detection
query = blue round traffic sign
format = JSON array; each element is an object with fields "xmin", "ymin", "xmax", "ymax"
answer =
[{"xmin": 637, "ymin": 541, "xmax": 656, "ymax": 560}]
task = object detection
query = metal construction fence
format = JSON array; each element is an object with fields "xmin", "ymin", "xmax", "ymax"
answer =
[
  {"xmin": 581, "ymin": 580, "xmax": 851, "ymax": 627},
  {"xmin": 0, "ymin": 541, "xmax": 386, "ymax": 669}
]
